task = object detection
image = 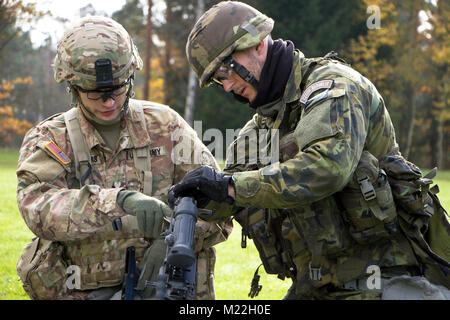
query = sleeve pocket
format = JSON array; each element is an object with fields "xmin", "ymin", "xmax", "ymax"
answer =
[
  {"xmin": 17, "ymin": 147, "xmax": 67, "ymax": 182},
  {"xmin": 295, "ymin": 89, "xmax": 346, "ymax": 151}
]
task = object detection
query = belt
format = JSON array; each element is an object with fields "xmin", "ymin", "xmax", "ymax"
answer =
[
  {"xmin": 339, "ymin": 266, "xmax": 420, "ymax": 293},
  {"xmin": 339, "ymin": 276, "xmax": 389, "ymax": 293}
]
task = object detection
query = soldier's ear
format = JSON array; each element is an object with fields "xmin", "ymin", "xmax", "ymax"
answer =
[
  {"xmin": 254, "ymin": 40, "xmax": 265, "ymax": 55},
  {"xmin": 254, "ymin": 36, "xmax": 270, "ymax": 58}
]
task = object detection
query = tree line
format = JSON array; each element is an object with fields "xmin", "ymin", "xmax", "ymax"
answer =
[{"xmin": 0, "ymin": 0, "xmax": 448, "ymax": 169}]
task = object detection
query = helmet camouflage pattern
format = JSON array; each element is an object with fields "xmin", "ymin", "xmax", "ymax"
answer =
[
  {"xmin": 186, "ymin": 1, "xmax": 274, "ymax": 88},
  {"xmin": 54, "ymin": 16, "xmax": 143, "ymax": 89}
]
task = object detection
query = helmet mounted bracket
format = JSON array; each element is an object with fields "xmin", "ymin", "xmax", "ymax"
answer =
[{"xmin": 95, "ymin": 58, "xmax": 114, "ymax": 89}]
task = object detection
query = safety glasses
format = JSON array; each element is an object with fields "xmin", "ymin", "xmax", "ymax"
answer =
[
  {"xmin": 211, "ymin": 56, "xmax": 259, "ymax": 89},
  {"xmin": 212, "ymin": 64, "xmax": 234, "ymax": 86},
  {"xmin": 76, "ymin": 78, "xmax": 131, "ymax": 101}
]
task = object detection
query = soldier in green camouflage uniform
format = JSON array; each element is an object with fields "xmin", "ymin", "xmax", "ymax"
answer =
[
  {"xmin": 172, "ymin": 1, "xmax": 450, "ymax": 299},
  {"xmin": 16, "ymin": 16, "xmax": 232, "ymax": 300}
]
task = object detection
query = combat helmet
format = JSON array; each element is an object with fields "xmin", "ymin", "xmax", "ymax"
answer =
[
  {"xmin": 186, "ymin": 1, "xmax": 274, "ymax": 88},
  {"xmin": 54, "ymin": 16, "xmax": 143, "ymax": 90}
]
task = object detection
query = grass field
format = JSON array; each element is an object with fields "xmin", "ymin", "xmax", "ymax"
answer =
[{"xmin": 0, "ymin": 148, "xmax": 449, "ymax": 300}]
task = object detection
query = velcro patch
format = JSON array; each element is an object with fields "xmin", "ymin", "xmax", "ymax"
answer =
[
  {"xmin": 300, "ymin": 79, "xmax": 334, "ymax": 104},
  {"xmin": 45, "ymin": 141, "xmax": 71, "ymax": 165}
]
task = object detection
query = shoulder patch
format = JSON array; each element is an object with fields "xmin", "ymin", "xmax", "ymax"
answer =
[
  {"xmin": 44, "ymin": 141, "xmax": 71, "ymax": 165},
  {"xmin": 300, "ymin": 79, "xmax": 334, "ymax": 104}
]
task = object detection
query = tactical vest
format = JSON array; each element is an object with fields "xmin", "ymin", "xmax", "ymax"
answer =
[
  {"xmin": 17, "ymin": 101, "xmax": 158, "ymax": 298},
  {"xmin": 64, "ymin": 102, "xmax": 154, "ymax": 195},
  {"xmin": 236, "ymin": 142, "xmax": 402, "ymax": 292},
  {"xmin": 233, "ymin": 54, "xmax": 450, "ymax": 296},
  {"xmin": 61, "ymin": 101, "xmax": 155, "ymax": 290}
]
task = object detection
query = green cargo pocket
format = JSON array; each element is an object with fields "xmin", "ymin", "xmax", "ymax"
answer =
[
  {"xmin": 339, "ymin": 179, "xmax": 397, "ymax": 244},
  {"xmin": 338, "ymin": 151, "xmax": 398, "ymax": 244},
  {"xmin": 289, "ymin": 196, "xmax": 350, "ymax": 257}
]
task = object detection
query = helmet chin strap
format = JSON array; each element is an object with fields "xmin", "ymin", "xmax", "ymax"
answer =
[{"xmin": 121, "ymin": 75, "xmax": 135, "ymax": 115}]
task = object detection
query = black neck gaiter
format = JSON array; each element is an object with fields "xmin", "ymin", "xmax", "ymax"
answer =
[{"xmin": 249, "ymin": 39, "xmax": 294, "ymax": 109}]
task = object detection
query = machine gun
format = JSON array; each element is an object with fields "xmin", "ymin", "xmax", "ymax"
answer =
[{"xmin": 153, "ymin": 197, "xmax": 199, "ymax": 300}]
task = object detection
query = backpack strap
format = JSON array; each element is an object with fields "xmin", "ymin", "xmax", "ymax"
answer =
[
  {"xmin": 64, "ymin": 107, "xmax": 92, "ymax": 187},
  {"xmin": 128, "ymin": 101, "xmax": 153, "ymax": 196}
]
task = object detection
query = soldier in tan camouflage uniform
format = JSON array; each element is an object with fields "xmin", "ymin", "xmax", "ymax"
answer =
[
  {"xmin": 16, "ymin": 16, "xmax": 232, "ymax": 300},
  {"xmin": 172, "ymin": 1, "xmax": 450, "ymax": 299}
]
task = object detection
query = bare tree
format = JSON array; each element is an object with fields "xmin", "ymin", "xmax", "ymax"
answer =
[
  {"xmin": 184, "ymin": 0, "xmax": 204, "ymax": 126},
  {"xmin": 143, "ymin": 0, "xmax": 153, "ymax": 101}
]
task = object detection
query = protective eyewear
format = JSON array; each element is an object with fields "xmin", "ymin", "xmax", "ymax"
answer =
[
  {"xmin": 211, "ymin": 56, "xmax": 259, "ymax": 88},
  {"xmin": 212, "ymin": 64, "xmax": 233, "ymax": 86},
  {"xmin": 76, "ymin": 78, "xmax": 130, "ymax": 101}
]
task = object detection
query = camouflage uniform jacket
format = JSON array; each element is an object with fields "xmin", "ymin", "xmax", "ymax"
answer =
[
  {"xmin": 16, "ymin": 99, "xmax": 232, "ymax": 299},
  {"xmin": 224, "ymin": 50, "xmax": 420, "ymax": 297}
]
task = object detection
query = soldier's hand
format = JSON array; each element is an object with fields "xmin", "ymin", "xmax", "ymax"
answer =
[
  {"xmin": 172, "ymin": 166, "xmax": 235, "ymax": 205},
  {"xmin": 167, "ymin": 186, "xmax": 177, "ymax": 209},
  {"xmin": 135, "ymin": 238, "xmax": 166, "ymax": 298},
  {"xmin": 117, "ymin": 190, "xmax": 172, "ymax": 238},
  {"xmin": 168, "ymin": 185, "xmax": 211, "ymax": 209}
]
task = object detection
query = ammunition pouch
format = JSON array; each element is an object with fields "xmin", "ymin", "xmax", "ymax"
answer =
[
  {"xmin": 235, "ymin": 207, "xmax": 295, "ymax": 279},
  {"xmin": 287, "ymin": 195, "xmax": 351, "ymax": 283},
  {"xmin": 380, "ymin": 154, "xmax": 434, "ymax": 231},
  {"xmin": 16, "ymin": 237, "xmax": 69, "ymax": 300},
  {"xmin": 338, "ymin": 151, "xmax": 398, "ymax": 244}
]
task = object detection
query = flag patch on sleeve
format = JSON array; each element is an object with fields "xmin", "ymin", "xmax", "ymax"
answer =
[
  {"xmin": 45, "ymin": 141, "xmax": 71, "ymax": 165},
  {"xmin": 300, "ymin": 79, "xmax": 334, "ymax": 104}
]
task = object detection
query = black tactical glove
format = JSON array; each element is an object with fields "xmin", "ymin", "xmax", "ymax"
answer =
[
  {"xmin": 168, "ymin": 186, "xmax": 176, "ymax": 208},
  {"xmin": 171, "ymin": 166, "xmax": 235, "ymax": 205},
  {"xmin": 168, "ymin": 185, "xmax": 211, "ymax": 209}
]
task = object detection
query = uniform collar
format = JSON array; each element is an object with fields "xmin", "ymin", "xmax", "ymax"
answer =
[
  {"xmin": 76, "ymin": 100, "xmax": 151, "ymax": 152},
  {"xmin": 258, "ymin": 50, "xmax": 306, "ymax": 129},
  {"xmin": 283, "ymin": 49, "xmax": 306, "ymax": 104},
  {"xmin": 255, "ymin": 50, "xmax": 306, "ymax": 120}
]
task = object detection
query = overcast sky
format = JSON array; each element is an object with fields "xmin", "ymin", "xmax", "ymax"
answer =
[{"xmin": 21, "ymin": 0, "xmax": 136, "ymax": 48}]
